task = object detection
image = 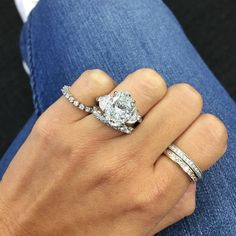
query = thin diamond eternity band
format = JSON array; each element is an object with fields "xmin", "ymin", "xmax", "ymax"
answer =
[{"xmin": 164, "ymin": 145, "xmax": 202, "ymax": 182}]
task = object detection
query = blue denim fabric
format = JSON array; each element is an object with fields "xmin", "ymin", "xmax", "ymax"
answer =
[{"xmin": 1, "ymin": 0, "xmax": 236, "ymax": 235}]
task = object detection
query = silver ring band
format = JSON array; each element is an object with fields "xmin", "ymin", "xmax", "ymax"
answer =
[
  {"xmin": 168, "ymin": 144, "xmax": 202, "ymax": 179},
  {"xmin": 164, "ymin": 149, "xmax": 198, "ymax": 182},
  {"xmin": 61, "ymin": 85, "xmax": 94, "ymax": 113},
  {"xmin": 61, "ymin": 85, "xmax": 142, "ymax": 134}
]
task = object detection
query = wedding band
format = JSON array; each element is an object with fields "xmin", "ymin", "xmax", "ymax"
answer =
[
  {"xmin": 61, "ymin": 85, "xmax": 142, "ymax": 134},
  {"xmin": 168, "ymin": 144, "xmax": 202, "ymax": 179},
  {"xmin": 61, "ymin": 85, "xmax": 94, "ymax": 113},
  {"xmin": 164, "ymin": 149, "xmax": 198, "ymax": 182}
]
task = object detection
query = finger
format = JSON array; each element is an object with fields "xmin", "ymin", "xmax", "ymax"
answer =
[
  {"xmin": 111, "ymin": 69, "xmax": 167, "ymax": 116},
  {"xmin": 80, "ymin": 68, "xmax": 167, "ymax": 138},
  {"xmin": 44, "ymin": 69, "xmax": 116, "ymax": 123},
  {"xmin": 153, "ymin": 114, "xmax": 227, "ymax": 215},
  {"xmin": 154, "ymin": 184, "xmax": 196, "ymax": 233},
  {"xmin": 118, "ymin": 83, "xmax": 203, "ymax": 164}
]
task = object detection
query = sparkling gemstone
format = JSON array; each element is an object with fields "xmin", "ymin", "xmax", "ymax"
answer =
[
  {"xmin": 79, "ymin": 104, "xmax": 85, "ymax": 110},
  {"xmin": 69, "ymin": 97, "xmax": 74, "ymax": 102},
  {"xmin": 98, "ymin": 91, "xmax": 139, "ymax": 127},
  {"xmin": 85, "ymin": 107, "xmax": 91, "ymax": 112},
  {"xmin": 98, "ymin": 95, "xmax": 113, "ymax": 111},
  {"xmin": 73, "ymin": 101, "xmax": 79, "ymax": 106}
]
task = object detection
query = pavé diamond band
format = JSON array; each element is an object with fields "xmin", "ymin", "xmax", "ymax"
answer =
[
  {"xmin": 61, "ymin": 85, "xmax": 142, "ymax": 134},
  {"xmin": 168, "ymin": 144, "xmax": 202, "ymax": 179},
  {"xmin": 164, "ymin": 149, "xmax": 198, "ymax": 182},
  {"xmin": 164, "ymin": 145, "xmax": 202, "ymax": 182}
]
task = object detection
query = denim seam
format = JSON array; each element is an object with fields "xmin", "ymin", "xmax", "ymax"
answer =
[{"xmin": 26, "ymin": 16, "xmax": 42, "ymax": 116}]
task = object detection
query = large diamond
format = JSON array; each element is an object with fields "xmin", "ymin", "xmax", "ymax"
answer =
[{"xmin": 97, "ymin": 91, "xmax": 139, "ymax": 127}]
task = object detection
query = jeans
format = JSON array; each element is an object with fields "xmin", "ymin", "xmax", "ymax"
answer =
[{"xmin": 1, "ymin": 0, "xmax": 236, "ymax": 235}]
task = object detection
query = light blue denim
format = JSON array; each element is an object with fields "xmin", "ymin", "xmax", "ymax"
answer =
[{"xmin": 1, "ymin": 0, "xmax": 235, "ymax": 235}]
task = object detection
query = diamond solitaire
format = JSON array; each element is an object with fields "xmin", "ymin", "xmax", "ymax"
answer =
[{"xmin": 93, "ymin": 91, "xmax": 142, "ymax": 134}]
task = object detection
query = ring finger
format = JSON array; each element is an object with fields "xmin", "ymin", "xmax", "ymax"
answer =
[{"xmin": 79, "ymin": 68, "xmax": 167, "ymax": 138}]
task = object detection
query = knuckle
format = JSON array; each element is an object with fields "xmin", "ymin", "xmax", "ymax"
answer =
[
  {"xmin": 173, "ymin": 83, "xmax": 203, "ymax": 109},
  {"xmin": 131, "ymin": 68, "xmax": 167, "ymax": 100},
  {"xmin": 92, "ymin": 162, "xmax": 128, "ymax": 187},
  {"xmin": 61, "ymin": 136, "xmax": 103, "ymax": 167},
  {"xmin": 34, "ymin": 116, "xmax": 54, "ymax": 138},
  {"xmin": 81, "ymin": 69, "xmax": 115, "ymax": 89},
  {"xmin": 99, "ymin": 167, "xmax": 117, "ymax": 182},
  {"xmin": 200, "ymin": 114, "xmax": 228, "ymax": 153},
  {"xmin": 133, "ymin": 193, "xmax": 154, "ymax": 213},
  {"xmin": 33, "ymin": 115, "xmax": 59, "ymax": 140},
  {"xmin": 32, "ymin": 115, "xmax": 75, "ymax": 159},
  {"xmin": 68, "ymin": 150, "xmax": 93, "ymax": 170},
  {"xmin": 135, "ymin": 68, "xmax": 160, "ymax": 78},
  {"xmin": 83, "ymin": 69, "xmax": 105, "ymax": 78}
]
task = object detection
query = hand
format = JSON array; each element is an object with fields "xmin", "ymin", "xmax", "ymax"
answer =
[{"xmin": 0, "ymin": 69, "xmax": 227, "ymax": 235}]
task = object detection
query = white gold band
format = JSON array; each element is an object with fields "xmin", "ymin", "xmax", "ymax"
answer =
[
  {"xmin": 61, "ymin": 85, "xmax": 94, "ymax": 113},
  {"xmin": 164, "ymin": 149, "xmax": 198, "ymax": 182},
  {"xmin": 168, "ymin": 144, "xmax": 202, "ymax": 180}
]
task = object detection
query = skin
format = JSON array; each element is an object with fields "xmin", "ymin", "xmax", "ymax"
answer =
[{"xmin": 0, "ymin": 69, "xmax": 227, "ymax": 235}]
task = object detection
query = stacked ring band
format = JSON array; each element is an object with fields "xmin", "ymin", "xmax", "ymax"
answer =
[
  {"xmin": 61, "ymin": 85, "xmax": 142, "ymax": 134},
  {"xmin": 168, "ymin": 144, "xmax": 202, "ymax": 179},
  {"xmin": 164, "ymin": 145, "xmax": 202, "ymax": 182}
]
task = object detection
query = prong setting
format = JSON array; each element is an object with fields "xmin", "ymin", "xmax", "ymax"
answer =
[{"xmin": 93, "ymin": 91, "xmax": 142, "ymax": 134}]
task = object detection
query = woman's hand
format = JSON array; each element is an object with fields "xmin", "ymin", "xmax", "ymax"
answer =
[{"xmin": 0, "ymin": 69, "xmax": 227, "ymax": 235}]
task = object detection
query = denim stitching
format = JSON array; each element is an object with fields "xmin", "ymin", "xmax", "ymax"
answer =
[{"xmin": 26, "ymin": 16, "xmax": 42, "ymax": 116}]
